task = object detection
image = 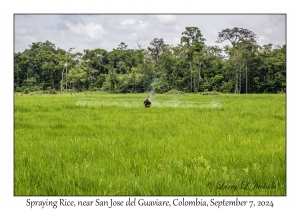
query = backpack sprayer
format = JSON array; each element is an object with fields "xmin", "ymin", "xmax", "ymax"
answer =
[{"xmin": 144, "ymin": 94, "xmax": 151, "ymax": 108}]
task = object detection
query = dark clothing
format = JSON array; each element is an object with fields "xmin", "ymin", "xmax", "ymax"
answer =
[{"xmin": 144, "ymin": 98, "xmax": 151, "ymax": 107}]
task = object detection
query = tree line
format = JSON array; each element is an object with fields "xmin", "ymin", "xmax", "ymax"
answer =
[{"xmin": 14, "ymin": 27, "xmax": 286, "ymax": 94}]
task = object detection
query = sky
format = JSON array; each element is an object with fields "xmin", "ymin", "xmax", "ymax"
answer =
[{"xmin": 14, "ymin": 14, "xmax": 286, "ymax": 54}]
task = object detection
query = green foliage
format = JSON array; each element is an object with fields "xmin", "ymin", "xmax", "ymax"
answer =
[
  {"xmin": 150, "ymin": 78, "xmax": 168, "ymax": 93},
  {"xmin": 200, "ymin": 91, "xmax": 220, "ymax": 95},
  {"xmin": 29, "ymin": 85, "xmax": 41, "ymax": 92},
  {"xmin": 22, "ymin": 88, "xmax": 29, "ymax": 94},
  {"xmin": 15, "ymin": 86, "xmax": 23, "ymax": 92},
  {"xmin": 14, "ymin": 35, "xmax": 286, "ymax": 94},
  {"xmin": 220, "ymin": 81, "xmax": 234, "ymax": 93},
  {"xmin": 42, "ymin": 88, "xmax": 57, "ymax": 94},
  {"xmin": 49, "ymin": 88, "xmax": 57, "ymax": 94},
  {"xmin": 23, "ymin": 77, "xmax": 37, "ymax": 88},
  {"xmin": 165, "ymin": 89, "xmax": 184, "ymax": 95}
]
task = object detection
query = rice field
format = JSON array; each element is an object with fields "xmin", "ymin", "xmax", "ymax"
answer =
[{"xmin": 14, "ymin": 92, "xmax": 286, "ymax": 196}]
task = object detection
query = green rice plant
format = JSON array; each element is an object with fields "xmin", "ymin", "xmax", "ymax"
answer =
[{"xmin": 14, "ymin": 93, "xmax": 286, "ymax": 196}]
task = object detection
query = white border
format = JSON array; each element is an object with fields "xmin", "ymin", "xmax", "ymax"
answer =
[{"xmin": 2, "ymin": 0, "xmax": 298, "ymax": 209}]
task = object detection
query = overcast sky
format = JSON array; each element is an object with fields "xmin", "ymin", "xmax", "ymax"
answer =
[{"xmin": 14, "ymin": 14, "xmax": 286, "ymax": 54}]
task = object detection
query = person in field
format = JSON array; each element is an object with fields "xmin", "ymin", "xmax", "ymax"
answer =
[{"xmin": 144, "ymin": 97, "xmax": 151, "ymax": 108}]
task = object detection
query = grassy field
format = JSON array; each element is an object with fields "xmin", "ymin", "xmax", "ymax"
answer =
[{"xmin": 14, "ymin": 92, "xmax": 286, "ymax": 196}]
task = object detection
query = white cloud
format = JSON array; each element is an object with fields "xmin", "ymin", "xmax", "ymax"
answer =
[
  {"xmin": 264, "ymin": 27, "xmax": 278, "ymax": 34},
  {"xmin": 257, "ymin": 35, "xmax": 268, "ymax": 46},
  {"xmin": 13, "ymin": 14, "xmax": 286, "ymax": 53},
  {"xmin": 119, "ymin": 19, "xmax": 147, "ymax": 31},
  {"xmin": 120, "ymin": 19, "xmax": 136, "ymax": 26},
  {"xmin": 156, "ymin": 15, "xmax": 176, "ymax": 23},
  {"xmin": 15, "ymin": 27, "xmax": 28, "ymax": 35},
  {"xmin": 135, "ymin": 21, "xmax": 147, "ymax": 30},
  {"xmin": 85, "ymin": 23, "xmax": 105, "ymax": 39},
  {"xmin": 131, "ymin": 33, "xmax": 140, "ymax": 39},
  {"xmin": 68, "ymin": 23, "xmax": 105, "ymax": 40},
  {"xmin": 15, "ymin": 26, "xmax": 38, "ymax": 36}
]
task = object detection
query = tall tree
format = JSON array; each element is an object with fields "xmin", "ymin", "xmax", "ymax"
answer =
[
  {"xmin": 216, "ymin": 27, "xmax": 257, "ymax": 93},
  {"xmin": 148, "ymin": 38, "xmax": 164, "ymax": 75},
  {"xmin": 117, "ymin": 42, "xmax": 128, "ymax": 50},
  {"xmin": 216, "ymin": 27, "xmax": 257, "ymax": 48},
  {"xmin": 181, "ymin": 27, "xmax": 206, "ymax": 92},
  {"xmin": 14, "ymin": 33, "xmax": 285, "ymax": 94}
]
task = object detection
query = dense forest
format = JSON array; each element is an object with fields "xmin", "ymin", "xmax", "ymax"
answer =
[{"xmin": 14, "ymin": 27, "xmax": 286, "ymax": 94}]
